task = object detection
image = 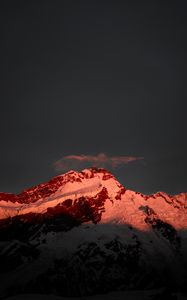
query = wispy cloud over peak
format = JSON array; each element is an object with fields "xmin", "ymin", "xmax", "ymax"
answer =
[{"xmin": 53, "ymin": 153, "xmax": 143, "ymax": 172}]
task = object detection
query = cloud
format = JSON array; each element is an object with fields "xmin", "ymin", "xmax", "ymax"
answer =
[{"xmin": 53, "ymin": 153, "xmax": 143, "ymax": 172}]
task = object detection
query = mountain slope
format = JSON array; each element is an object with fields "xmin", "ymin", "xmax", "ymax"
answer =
[
  {"xmin": 0, "ymin": 168, "xmax": 186, "ymax": 229},
  {"xmin": 0, "ymin": 168, "xmax": 186, "ymax": 297}
]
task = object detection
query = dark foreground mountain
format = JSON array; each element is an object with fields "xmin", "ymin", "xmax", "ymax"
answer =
[{"xmin": 0, "ymin": 168, "xmax": 186, "ymax": 298}]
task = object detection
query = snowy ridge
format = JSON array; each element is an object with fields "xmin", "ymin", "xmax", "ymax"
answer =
[
  {"xmin": 0, "ymin": 168, "xmax": 186, "ymax": 230},
  {"xmin": 0, "ymin": 168, "xmax": 187, "ymax": 297},
  {"xmin": 0, "ymin": 168, "xmax": 123, "ymax": 221},
  {"xmin": 0, "ymin": 179, "xmax": 102, "ymax": 219}
]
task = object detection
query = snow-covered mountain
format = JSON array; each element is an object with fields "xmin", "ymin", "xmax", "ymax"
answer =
[{"xmin": 0, "ymin": 168, "xmax": 186, "ymax": 298}]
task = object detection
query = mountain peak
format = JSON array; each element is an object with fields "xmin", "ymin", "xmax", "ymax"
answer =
[
  {"xmin": 0, "ymin": 168, "xmax": 125, "ymax": 223},
  {"xmin": 0, "ymin": 168, "xmax": 186, "ymax": 231},
  {"xmin": 0, "ymin": 168, "xmax": 187, "ymax": 298}
]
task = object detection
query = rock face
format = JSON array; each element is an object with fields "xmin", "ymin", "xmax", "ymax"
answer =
[{"xmin": 0, "ymin": 168, "xmax": 186, "ymax": 297}]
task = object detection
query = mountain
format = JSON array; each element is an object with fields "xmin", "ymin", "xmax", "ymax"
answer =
[{"xmin": 0, "ymin": 168, "xmax": 186, "ymax": 298}]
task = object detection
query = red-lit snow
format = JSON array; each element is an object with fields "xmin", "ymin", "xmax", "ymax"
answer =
[{"xmin": 0, "ymin": 168, "xmax": 186, "ymax": 231}]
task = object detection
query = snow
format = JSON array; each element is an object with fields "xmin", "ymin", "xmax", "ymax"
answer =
[
  {"xmin": 0, "ymin": 168, "xmax": 186, "ymax": 231},
  {"xmin": 0, "ymin": 177, "xmax": 103, "ymax": 219},
  {"xmin": 0, "ymin": 169, "xmax": 187, "ymax": 299}
]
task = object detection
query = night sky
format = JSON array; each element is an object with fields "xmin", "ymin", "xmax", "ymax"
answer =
[{"xmin": 0, "ymin": 1, "xmax": 187, "ymax": 194}]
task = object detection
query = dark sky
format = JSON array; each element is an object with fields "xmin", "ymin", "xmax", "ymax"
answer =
[{"xmin": 0, "ymin": 0, "xmax": 187, "ymax": 194}]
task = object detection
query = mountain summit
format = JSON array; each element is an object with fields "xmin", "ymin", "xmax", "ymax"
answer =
[
  {"xmin": 0, "ymin": 168, "xmax": 186, "ymax": 297},
  {"xmin": 0, "ymin": 168, "xmax": 186, "ymax": 229}
]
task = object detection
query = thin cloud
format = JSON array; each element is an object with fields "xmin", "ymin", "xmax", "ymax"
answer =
[{"xmin": 54, "ymin": 153, "xmax": 143, "ymax": 172}]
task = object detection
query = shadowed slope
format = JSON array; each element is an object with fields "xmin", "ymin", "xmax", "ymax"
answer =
[{"xmin": 0, "ymin": 168, "xmax": 186, "ymax": 298}]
